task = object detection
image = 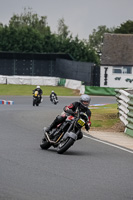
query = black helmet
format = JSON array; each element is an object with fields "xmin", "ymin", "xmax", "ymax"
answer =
[{"xmin": 79, "ymin": 94, "xmax": 91, "ymax": 108}]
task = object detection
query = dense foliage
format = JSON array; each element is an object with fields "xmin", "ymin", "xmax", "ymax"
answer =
[
  {"xmin": 0, "ymin": 8, "xmax": 133, "ymax": 65},
  {"xmin": 88, "ymin": 25, "xmax": 115, "ymax": 54},
  {"xmin": 114, "ymin": 20, "xmax": 133, "ymax": 34},
  {"xmin": 0, "ymin": 8, "xmax": 98, "ymax": 64}
]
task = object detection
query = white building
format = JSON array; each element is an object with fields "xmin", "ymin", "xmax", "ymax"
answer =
[{"xmin": 100, "ymin": 33, "xmax": 133, "ymax": 88}]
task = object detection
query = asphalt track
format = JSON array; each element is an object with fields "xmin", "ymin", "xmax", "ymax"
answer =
[{"xmin": 0, "ymin": 96, "xmax": 133, "ymax": 200}]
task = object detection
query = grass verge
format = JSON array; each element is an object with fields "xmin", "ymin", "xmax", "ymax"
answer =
[
  {"xmin": 0, "ymin": 84, "xmax": 80, "ymax": 96},
  {"xmin": 89, "ymin": 104, "xmax": 123, "ymax": 132}
]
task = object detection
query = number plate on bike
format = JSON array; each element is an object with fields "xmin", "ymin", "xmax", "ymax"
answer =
[{"xmin": 77, "ymin": 119, "xmax": 85, "ymax": 126}]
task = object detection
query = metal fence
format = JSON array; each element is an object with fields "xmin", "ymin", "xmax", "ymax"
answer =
[{"xmin": 0, "ymin": 52, "xmax": 100, "ymax": 86}]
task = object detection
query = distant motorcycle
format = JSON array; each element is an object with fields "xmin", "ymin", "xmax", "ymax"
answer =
[
  {"xmin": 50, "ymin": 93, "xmax": 58, "ymax": 105},
  {"xmin": 32, "ymin": 90, "xmax": 42, "ymax": 106},
  {"xmin": 40, "ymin": 111, "xmax": 89, "ymax": 154}
]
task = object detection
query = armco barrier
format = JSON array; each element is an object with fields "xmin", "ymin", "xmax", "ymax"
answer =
[
  {"xmin": 0, "ymin": 100, "xmax": 14, "ymax": 105},
  {"xmin": 115, "ymin": 89, "xmax": 133, "ymax": 137}
]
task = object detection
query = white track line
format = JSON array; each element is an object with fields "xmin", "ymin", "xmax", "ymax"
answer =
[{"xmin": 83, "ymin": 135, "xmax": 133, "ymax": 154}]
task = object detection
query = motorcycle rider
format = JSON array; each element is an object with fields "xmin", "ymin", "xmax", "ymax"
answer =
[
  {"xmin": 50, "ymin": 90, "xmax": 58, "ymax": 103},
  {"xmin": 45, "ymin": 94, "xmax": 91, "ymax": 140},
  {"xmin": 33, "ymin": 86, "xmax": 43, "ymax": 102}
]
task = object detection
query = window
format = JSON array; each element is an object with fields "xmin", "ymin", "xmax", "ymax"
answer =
[{"xmin": 113, "ymin": 66, "xmax": 132, "ymax": 74}]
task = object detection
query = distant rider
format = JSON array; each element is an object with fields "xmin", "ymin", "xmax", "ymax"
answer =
[
  {"xmin": 33, "ymin": 86, "xmax": 43, "ymax": 102},
  {"xmin": 50, "ymin": 90, "xmax": 58, "ymax": 103},
  {"xmin": 45, "ymin": 94, "xmax": 91, "ymax": 140}
]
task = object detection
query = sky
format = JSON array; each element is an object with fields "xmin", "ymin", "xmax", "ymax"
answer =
[{"xmin": 0, "ymin": 0, "xmax": 133, "ymax": 40}]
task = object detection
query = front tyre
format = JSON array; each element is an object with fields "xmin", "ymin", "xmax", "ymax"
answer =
[
  {"xmin": 40, "ymin": 138, "xmax": 51, "ymax": 150},
  {"xmin": 33, "ymin": 99, "xmax": 35, "ymax": 106},
  {"xmin": 57, "ymin": 138, "xmax": 75, "ymax": 154}
]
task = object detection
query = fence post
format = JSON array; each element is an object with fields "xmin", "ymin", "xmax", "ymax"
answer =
[{"xmin": 13, "ymin": 59, "xmax": 16, "ymax": 75}]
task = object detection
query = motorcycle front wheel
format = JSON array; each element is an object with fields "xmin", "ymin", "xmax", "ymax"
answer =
[
  {"xmin": 57, "ymin": 138, "xmax": 75, "ymax": 154},
  {"xmin": 40, "ymin": 138, "xmax": 51, "ymax": 150},
  {"xmin": 33, "ymin": 99, "xmax": 35, "ymax": 106}
]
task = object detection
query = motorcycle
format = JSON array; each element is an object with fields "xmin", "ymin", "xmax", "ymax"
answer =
[
  {"xmin": 32, "ymin": 90, "xmax": 42, "ymax": 106},
  {"xmin": 50, "ymin": 94, "xmax": 58, "ymax": 105},
  {"xmin": 40, "ymin": 111, "xmax": 89, "ymax": 154}
]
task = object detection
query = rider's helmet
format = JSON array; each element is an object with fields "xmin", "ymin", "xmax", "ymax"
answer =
[
  {"xmin": 52, "ymin": 90, "xmax": 54, "ymax": 93},
  {"xmin": 79, "ymin": 94, "xmax": 91, "ymax": 108},
  {"xmin": 37, "ymin": 85, "xmax": 40, "ymax": 89}
]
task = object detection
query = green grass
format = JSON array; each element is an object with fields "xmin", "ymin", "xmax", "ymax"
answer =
[
  {"xmin": 0, "ymin": 84, "xmax": 80, "ymax": 96},
  {"xmin": 89, "ymin": 104, "xmax": 120, "ymax": 130}
]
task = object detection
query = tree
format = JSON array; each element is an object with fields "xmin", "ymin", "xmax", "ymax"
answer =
[
  {"xmin": 0, "ymin": 8, "xmax": 101, "ymax": 64},
  {"xmin": 88, "ymin": 25, "xmax": 114, "ymax": 51},
  {"xmin": 0, "ymin": 23, "xmax": 3, "ymax": 28},
  {"xmin": 9, "ymin": 7, "xmax": 51, "ymax": 35},
  {"xmin": 88, "ymin": 25, "xmax": 115, "ymax": 64},
  {"xmin": 57, "ymin": 18, "xmax": 71, "ymax": 40},
  {"xmin": 114, "ymin": 20, "xmax": 133, "ymax": 34}
]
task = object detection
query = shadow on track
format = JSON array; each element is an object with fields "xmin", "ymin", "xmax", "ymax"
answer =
[{"xmin": 39, "ymin": 147, "xmax": 91, "ymax": 156}]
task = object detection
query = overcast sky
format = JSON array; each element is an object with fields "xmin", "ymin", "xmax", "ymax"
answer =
[{"xmin": 0, "ymin": 0, "xmax": 133, "ymax": 40}]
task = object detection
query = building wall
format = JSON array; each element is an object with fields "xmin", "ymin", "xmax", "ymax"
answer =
[{"xmin": 100, "ymin": 66, "xmax": 133, "ymax": 88}]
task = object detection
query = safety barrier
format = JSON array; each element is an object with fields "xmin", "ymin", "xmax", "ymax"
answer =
[
  {"xmin": 115, "ymin": 89, "xmax": 133, "ymax": 137},
  {"xmin": 0, "ymin": 75, "xmax": 60, "ymax": 86},
  {"xmin": 0, "ymin": 99, "xmax": 14, "ymax": 105},
  {"xmin": 0, "ymin": 75, "xmax": 84, "ymax": 93}
]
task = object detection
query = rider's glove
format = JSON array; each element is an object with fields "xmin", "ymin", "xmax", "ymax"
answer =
[{"xmin": 85, "ymin": 124, "xmax": 90, "ymax": 131}]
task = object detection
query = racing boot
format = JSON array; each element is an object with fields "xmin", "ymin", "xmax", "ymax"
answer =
[
  {"xmin": 45, "ymin": 116, "xmax": 65, "ymax": 138},
  {"xmin": 45, "ymin": 120, "xmax": 58, "ymax": 135}
]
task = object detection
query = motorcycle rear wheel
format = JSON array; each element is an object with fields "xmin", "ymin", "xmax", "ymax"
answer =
[
  {"xmin": 57, "ymin": 138, "xmax": 75, "ymax": 154},
  {"xmin": 40, "ymin": 138, "xmax": 51, "ymax": 150}
]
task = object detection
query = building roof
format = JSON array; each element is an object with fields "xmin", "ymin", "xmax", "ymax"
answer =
[{"xmin": 101, "ymin": 33, "xmax": 133, "ymax": 66}]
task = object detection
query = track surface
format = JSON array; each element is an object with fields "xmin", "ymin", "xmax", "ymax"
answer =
[{"xmin": 0, "ymin": 96, "xmax": 133, "ymax": 200}]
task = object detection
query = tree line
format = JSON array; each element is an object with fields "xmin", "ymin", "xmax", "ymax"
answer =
[{"xmin": 0, "ymin": 8, "xmax": 133, "ymax": 65}]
